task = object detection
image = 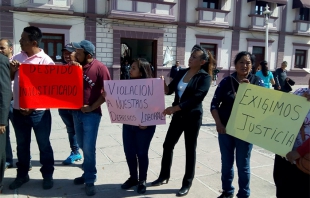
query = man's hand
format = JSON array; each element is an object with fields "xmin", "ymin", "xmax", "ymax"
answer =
[
  {"xmin": 81, "ymin": 105, "xmax": 92, "ymax": 113},
  {"xmin": 10, "ymin": 60, "xmax": 20, "ymax": 73},
  {"xmin": 20, "ymin": 108, "xmax": 34, "ymax": 116},
  {"xmin": 0, "ymin": 125, "xmax": 5, "ymax": 134},
  {"xmin": 216, "ymin": 122, "xmax": 226, "ymax": 134}
]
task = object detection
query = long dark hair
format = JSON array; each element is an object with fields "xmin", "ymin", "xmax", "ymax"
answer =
[
  {"xmin": 191, "ymin": 45, "xmax": 216, "ymax": 78},
  {"xmin": 260, "ymin": 60, "xmax": 268, "ymax": 77},
  {"xmin": 234, "ymin": 51, "xmax": 255, "ymax": 66},
  {"xmin": 133, "ymin": 58, "xmax": 153, "ymax": 79}
]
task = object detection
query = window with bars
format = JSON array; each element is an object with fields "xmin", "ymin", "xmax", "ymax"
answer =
[
  {"xmin": 255, "ymin": 1, "xmax": 268, "ymax": 15},
  {"xmin": 299, "ymin": 8, "xmax": 310, "ymax": 21},
  {"xmin": 39, "ymin": 33, "xmax": 64, "ymax": 62},
  {"xmin": 295, "ymin": 49, "xmax": 307, "ymax": 68},
  {"xmin": 200, "ymin": 43, "xmax": 217, "ymax": 58},
  {"xmin": 202, "ymin": 0, "xmax": 219, "ymax": 9}
]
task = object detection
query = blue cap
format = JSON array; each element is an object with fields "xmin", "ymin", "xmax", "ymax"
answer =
[{"xmin": 72, "ymin": 40, "xmax": 95, "ymax": 56}]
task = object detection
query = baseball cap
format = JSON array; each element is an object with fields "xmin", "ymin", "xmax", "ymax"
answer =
[
  {"xmin": 71, "ymin": 40, "xmax": 95, "ymax": 56},
  {"xmin": 61, "ymin": 43, "xmax": 75, "ymax": 52}
]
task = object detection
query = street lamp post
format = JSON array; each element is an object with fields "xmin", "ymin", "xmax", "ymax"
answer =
[{"xmin": 263, "ymin": 5, "xmax": 271, "ymax": 62}]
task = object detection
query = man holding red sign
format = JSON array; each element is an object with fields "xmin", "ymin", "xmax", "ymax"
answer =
[
  {"xmin": 70, "ymin": 40, "xmax": 111, "ymax": 196},
  {"xmin": 9, "ymin": 26, "xmax": 55, "ymax": 190}
]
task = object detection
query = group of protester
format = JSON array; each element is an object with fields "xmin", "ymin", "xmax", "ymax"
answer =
[{"xmin": 0, "ymin": 25, "xmax": 309, "ymax": 198}]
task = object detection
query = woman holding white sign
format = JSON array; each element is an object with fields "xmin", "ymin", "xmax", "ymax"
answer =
[
  {"xmin": 151, "ymin": 45, "xmax": 215, "ymax": 197},
  {"xmin": 210, "ymin": 51, "xmax": 264, "ymax": 198},
  {"xmin": 106, "ymin": 58, "xmax": 155, "ymax": 194}
]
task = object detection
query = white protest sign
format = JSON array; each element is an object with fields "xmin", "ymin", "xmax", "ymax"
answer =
[{"xmin": 104, "ymin": 78, "xmax": 166, "ymax": 126}]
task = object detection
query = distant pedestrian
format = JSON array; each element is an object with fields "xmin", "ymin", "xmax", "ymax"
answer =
[
  {"xmin": 255, "ymin": 60, "xmax": 275, "ymax": 88},
  {"xmin": 0, "ymin": 53, "xmax": 12, "ymax": 194},
  {"xmin": 59, "ymin": 44, "xmax": 82, "ymax": 165},
  {"xmin": 169, "ymin": 60, "xmax": 182, "ymax": 82},
  {"xmin": 211, "ymin": 51, "xmax": 264, "ymax": 198},
  {"xmin": 70, "ymin": 40, "xmax": 111, "ymax": 196},
  {"xmin": 212, "ymin": 65, "xmax": 220, "ymax": 86},
  {"xmin": 273, "ymin": 61, "xmax": 290, "ymax": 92},
  {"xmin": 152, "ymin": 45, "xmax": 214, "ymax": 197},
  {"xmin": 121, "ymin": 60, "xmax": 130, "ymax": 79}
]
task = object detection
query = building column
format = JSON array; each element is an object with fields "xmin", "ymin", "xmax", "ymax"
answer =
[
  {"xmin": 230, "ymin": 0, "xmax": 242, "ymax": 69},
  {"xmin": 85, "ymin": 0, "xmax": 96, "ymax": 47},
  {"xmin": 176, "ymin": 0, "xmax": 187, "ymax": 66},
  {"xmin": 276, "ymin": 5, "xmax": 287, "ymax": 68},
  {"xmin": 0, "ymin": 1, "xmax": 13, "ymax": 40}
]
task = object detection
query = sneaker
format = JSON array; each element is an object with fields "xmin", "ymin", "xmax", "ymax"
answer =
[
  {"xmin": 63, "ymin": 152, "xmax": 82, "ymax": 165},
  {"xmin": 9, "ymin": 176, "xmax": 30, "ymax": 190},
  {"xmin": 121, "ymin": 178, "xmax": 138, "ymax": 190},
  {"xmin": 137, "ymin": 180, "xmax": 146, "ymax": 194},
  {"xmin": 218, "ymin": 192, "xmax": 234, "ymax": 198},
  {"xmin": 42, "ymin": 178, "xmax": 54, "ymax": 189},
  {"xmin": 5, "ymin": 162, "xmax": 13, "ymax": 170},
  {"xmin": 74, "ymin": 177, "xmax": 85, "ymax": 185},
  {"xmin": 85, "ymin": 183, "xmax": 96, "ymax": 196}
]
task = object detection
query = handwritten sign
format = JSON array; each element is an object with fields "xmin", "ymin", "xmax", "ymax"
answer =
[
  {"xmin": 19, "ymin": 64, "xmax": 83, "ymax": 109},
  {"xmin": 226, "ymin": 83, "xmax": 310, "ymax": 157},
  {"xmin": 104, "ymin": 79, "xmax": 166, "ymax": 126}
]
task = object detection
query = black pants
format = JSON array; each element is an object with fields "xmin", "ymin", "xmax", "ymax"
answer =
[
  {"xmin": 0, "ymin": 132, "xmax": 6, "ymax": 187},
  {"xmin": 273, "ymin": 154, "xmax": 310, "ymax": 198},
  {"xmin": 159, "ymin": 113, "xmax": 201, "ymax": 187}
]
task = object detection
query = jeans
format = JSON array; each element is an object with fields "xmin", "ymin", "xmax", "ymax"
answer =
[
  {"xmin": 218, "ymin": 134, "xmax": 253, "ymax": 198},
  {"xmin": 122, "ymin": 124, "xmax": 156, "ymax": 181},
  {"xmin": 58, "ymin": 109, "xmax": 79, "ymax": 153},
  {"xmin": 72, "ymin": 110, "xmax": 101, "ymax": 184},
  {"xmin": 159, "ymin": 113, "xmax": 201, "ymax": 187},
  {"xmin": 13, "ymin": 109, "xmax": 54, "ymax": 179},
  {"xmin": 5, "ymin": 101, "xmax": 13, "ymax": 164}
]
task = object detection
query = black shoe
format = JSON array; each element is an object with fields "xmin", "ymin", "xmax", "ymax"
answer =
[
  {"xmin": 151, "ymin": 177, "xmax": 169, "ymax": 186},
  {"xmin": 29, "ymin": 162, "xmax": 32, "ymax": 171},
  {"xmin": 9, "ymin": 176, "xmax": 30, "ymax": 190},
  {"xmin": 176, "ymin": 186, "xmax": 190, "ymax": 197},
  {"xmin": 121, "ymin": 177, "xmax": 138, "ymax": 189},
  {"xmin": 42, "ymin": 178, "xmax": 53, "ymax": 189},
  {"xmin": 137, "ymin": 180, "xmax": 146, "ymax": 194},
  {"xmin": 85, "ymin": 183, "xmax": 96, "ymax": 196},
  {"xmin": 74, "ymin": 177, "xmax": 85, "ymax": 185},
  {"xmin": 218, "ymin": 192, "xmax": 234, "ymax": 198}
]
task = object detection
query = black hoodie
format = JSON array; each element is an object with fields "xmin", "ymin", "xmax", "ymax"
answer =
[{"xmin": 210, "ymin": 72, "xmax": 264, "ymax": 126}]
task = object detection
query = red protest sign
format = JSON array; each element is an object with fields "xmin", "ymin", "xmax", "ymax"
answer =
[{"xmin": 19, "ymin": 64, "xmax": 83, "ymax": 109}]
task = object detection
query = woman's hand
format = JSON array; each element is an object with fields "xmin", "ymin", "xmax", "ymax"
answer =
[
  {"xmin": 240, "ymin": 79, "xmax": 250, "ymax": 83},
  {"xmin": 139, "ymin": 125, "xmax": 147, "ymax": 130},
  {"xmin": 163, "ymin": 106, "xmax": 179, "ymax": 116},
  {"xmin": 216, "ymin": 122, "xmax": 226, "ymax": 134},
  {"xmin": 286, "ymin": 150, "xmax": 301, "ymax": 164}
]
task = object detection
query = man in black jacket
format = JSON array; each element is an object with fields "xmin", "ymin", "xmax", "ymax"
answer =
[{"xmin": 0, "ymin": 53, "xmax": 13, "ymax": 194}]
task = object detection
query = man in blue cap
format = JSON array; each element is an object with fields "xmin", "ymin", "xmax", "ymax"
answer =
[
  {"xmin": 70, "ymin": 40, "xmax": 111, "ymax": 196},
  {"xmin": 59, "ymin": 44, "xmax": 82, "ymax": 165}
]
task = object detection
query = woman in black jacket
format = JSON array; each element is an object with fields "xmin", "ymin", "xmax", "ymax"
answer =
[
  {"xmin": 210, "ymin": 51, "xmax": 264, "ymax": 198},
  {"xmin": 151, "ymin": 45, "xmax": 215, "ymax": 197}
]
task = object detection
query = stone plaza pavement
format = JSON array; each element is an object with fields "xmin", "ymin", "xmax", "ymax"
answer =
[{"xmin": 1, "ymin": 85, "xmax": 307, "ymax": 198}]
